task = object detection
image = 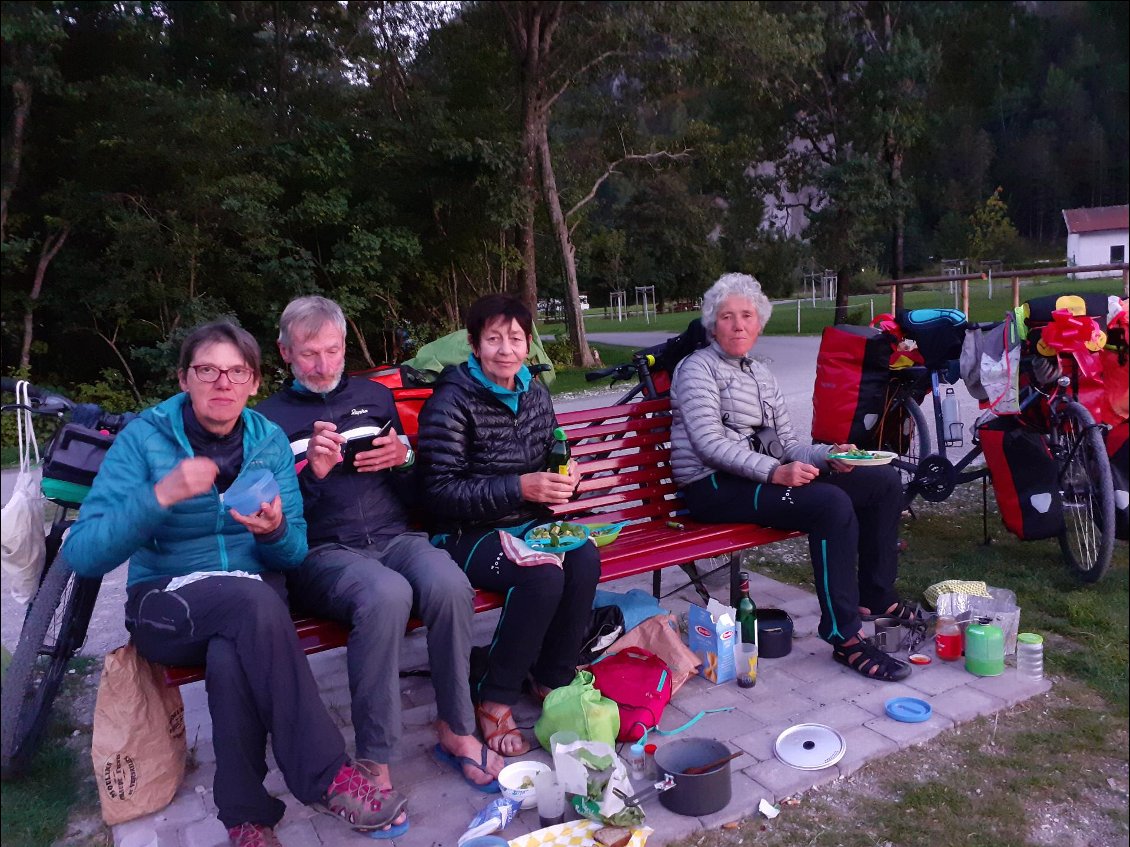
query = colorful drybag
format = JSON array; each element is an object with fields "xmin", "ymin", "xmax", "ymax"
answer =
[
  {"xmin": 589, "ymin": 647, "xmax": 673, "ymax": 743},
  {"xmin": 979, "ymin": 418, "xmax": 1064, "ymax": 540},
  {"xmin": 812, "ymin": 324, "xmax": 895, "ymax": 447}
]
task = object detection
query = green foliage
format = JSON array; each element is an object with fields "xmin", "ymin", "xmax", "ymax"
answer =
[
  {"xmin": 968, "ymin": 187, "xmax": 1022, "ymax": 263},
  {"xmin": 542, "ymin": 339, "xmax": 576, "ymax": 369}
]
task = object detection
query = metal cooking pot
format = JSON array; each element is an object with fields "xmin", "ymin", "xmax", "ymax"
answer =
[{"xmin": 652, "ymin": 738, "xmax": 733, "ymax": 816}]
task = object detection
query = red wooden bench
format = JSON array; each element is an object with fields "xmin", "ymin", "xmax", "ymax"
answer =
[{"xmin": 164, "ymin": 395, "xmax": 800, "ymax": 685}]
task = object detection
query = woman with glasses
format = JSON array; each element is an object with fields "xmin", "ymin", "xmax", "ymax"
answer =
[
  {"xmin": 63, "ymin": 321, "xmax": 403, "ymax": 847},
  {"xmin": 670, "ymin": 274, "xmax": 915, "ymax": 683}
]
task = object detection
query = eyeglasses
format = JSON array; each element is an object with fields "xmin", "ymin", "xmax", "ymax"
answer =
[{"xmin": 188, "ymin": 365, "xmax": 255, "ymax": 384}]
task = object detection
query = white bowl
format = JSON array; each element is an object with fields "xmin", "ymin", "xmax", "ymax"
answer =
[{"xmin": 497, "ymin": 760, "xmax": 550, "ymax": 810}]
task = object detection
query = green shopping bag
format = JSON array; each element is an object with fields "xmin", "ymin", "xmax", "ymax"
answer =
[{"xmin": 534, "ymin": 670, "xmax": 620, "ymax": 749}]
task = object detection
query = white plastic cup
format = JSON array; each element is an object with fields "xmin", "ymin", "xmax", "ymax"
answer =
[
  {"xmin": 549, "ymin": 730, "xmax": 579, "ymax": 754},
  {"xmin": 534, "ymin": 769, "xmax": 565, "ymax": 827}
]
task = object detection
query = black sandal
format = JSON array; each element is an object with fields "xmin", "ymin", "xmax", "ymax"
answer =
[
  {"xmin": 833, "ymin": 639, "xmax": 912, "ymax": 681},
  {"xmin": 860, "ymin": 600, "xmax": 926, "ymax": 624}
]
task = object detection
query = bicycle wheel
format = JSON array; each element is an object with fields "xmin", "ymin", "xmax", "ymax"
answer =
[
  {"xmin": 1, "ymin": 554, "xmax": 101, "ymax": 780},
  {"xmin": 887, "ymin": 396, "xmax": 930, "ymax": 508},
  {"xmin": 1053, "ymin": 401, "xmax": 1115, "ymax": 582}
]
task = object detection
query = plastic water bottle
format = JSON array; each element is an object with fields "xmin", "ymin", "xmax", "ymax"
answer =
[
  {"xmin": 1016, "ymin": 632, "xmax": 1044, "ymax": 680},
  {"xmin": 941, "ymin": 387, "xmax": 962, "ymax": 445},
  {"xmin": 627, "ymin": 743, "xmax": 646, "ymax": 780}
]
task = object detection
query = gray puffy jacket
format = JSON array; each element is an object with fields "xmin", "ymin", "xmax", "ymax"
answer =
[{"xmin": 670, "ymin": 342, "xmax": 832, "ymax": 486}]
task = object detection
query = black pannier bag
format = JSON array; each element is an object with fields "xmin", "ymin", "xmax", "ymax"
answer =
[
  {"xmin": 40, "ymin": 423, "xmax": 118, "ymax": 506},
  {"xmin": 979, "ymin": 417, "xmax": 1064, "ymax": 540},
  {"xmin": 896, "ymin": 308, "xmax": 968, "ymax": 370}
]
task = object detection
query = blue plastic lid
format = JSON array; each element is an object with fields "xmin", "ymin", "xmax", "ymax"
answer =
[
  {"xmin": 459, "ymin": 838, "xmax": 511, "ymax": 847},
  {"xmin": 885, "ymin": 697, "xmax": 931, "ymax": 723},
  {"xmin": 224, "ymin": 468, "xmax": 280, "ymax": 515}
]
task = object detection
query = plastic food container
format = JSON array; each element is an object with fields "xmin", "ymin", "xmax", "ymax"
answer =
[
  {"xmin": 223, "ymin": 468, "xmax": 279, "ymax": 515},
  {"xmin": 497, "ymin": 761, "xmax": 550, "ymax": 810}
]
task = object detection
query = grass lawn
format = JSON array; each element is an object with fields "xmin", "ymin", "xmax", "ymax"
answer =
[{"xmin": 541, "ymin": 275, "xmax": 1125, "ymax": 339}]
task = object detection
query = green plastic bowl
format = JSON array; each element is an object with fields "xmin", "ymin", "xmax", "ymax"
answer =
[{"xmin": 587, "ymin": 521, "xmax": 627, "ymax": 548}]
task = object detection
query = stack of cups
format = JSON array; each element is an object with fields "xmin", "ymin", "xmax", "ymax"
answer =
[{"xmin": 1016, "ymin": 632, "xmax": 1044, "ymax": 680}]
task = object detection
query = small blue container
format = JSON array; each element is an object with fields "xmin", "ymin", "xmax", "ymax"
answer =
[{"xmin": 224, "ymin": 468, "xmax": 279, "ymax": 515}]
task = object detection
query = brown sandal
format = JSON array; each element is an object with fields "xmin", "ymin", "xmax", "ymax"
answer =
[{"xmin": 476, "ymin": 704, "xmax": 531, "ymax": 756}]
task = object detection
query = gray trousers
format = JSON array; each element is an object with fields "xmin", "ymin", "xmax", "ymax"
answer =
[{"xmin": 290, "ymin": 532, "xmax": 477, "ymax": 762}]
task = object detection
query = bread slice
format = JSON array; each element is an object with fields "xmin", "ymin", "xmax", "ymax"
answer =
[{"xmin": 594, "ymin": 825, "xmax": 632, "ymax": 847}]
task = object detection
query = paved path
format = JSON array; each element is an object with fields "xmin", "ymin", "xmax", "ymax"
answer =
[{"xmin": 112, "ymin": 566, "xmax": 1050, "ymax": 847}]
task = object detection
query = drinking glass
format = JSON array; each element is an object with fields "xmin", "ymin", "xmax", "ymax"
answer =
[{"xmin": 535, "ymin": 769, "xmax": 565, "ymax": 827}]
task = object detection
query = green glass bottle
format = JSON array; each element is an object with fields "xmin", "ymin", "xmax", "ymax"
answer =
[
  {"xmin": 548, "ymin": 427, "xmax": 570, "ymax": 475},
  {"xmin": 737, "ymin": 570, "xmax": 758, "ymax": 643}
]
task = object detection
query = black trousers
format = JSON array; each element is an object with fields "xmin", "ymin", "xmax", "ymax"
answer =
[
  {"xmin": 436, "ymin": 529, "xmax": 601, "ymax": 704},
  {"xmin": 126, "ymin": 572, "xmax": 347, "ymax": 829},
  {"xmin": 682, "ymin": 465, "xmax": 902, "ymax": 644}
]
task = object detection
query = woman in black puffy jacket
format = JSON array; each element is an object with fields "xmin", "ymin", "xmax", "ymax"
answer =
[{"xmin": 416, "ymin": 294, "xmax": 601, "ymax": 758}]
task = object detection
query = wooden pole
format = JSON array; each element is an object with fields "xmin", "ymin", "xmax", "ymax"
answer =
[
  {"xmin": 961, "ymin": 280, "xmax": 969, "ymax": 316},
  {"xmin": 890, "ymin": 286, "xmax": 897, "ymax": 315},
  {"xmin": 1012, "ymin": 277, "xmax": 1020, "ymax": 309}
]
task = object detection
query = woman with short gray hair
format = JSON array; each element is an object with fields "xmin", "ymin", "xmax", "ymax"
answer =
[{"xmin": 670, "ymin": 273, "xmax": 915, "ymax": 683}]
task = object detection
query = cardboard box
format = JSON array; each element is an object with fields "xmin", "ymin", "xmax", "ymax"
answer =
[{"xmin": 688, "ymin": 600, "xmax": 737, "ymax": 684}]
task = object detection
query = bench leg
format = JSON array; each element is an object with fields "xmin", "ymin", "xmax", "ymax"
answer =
[
  {"xmin": 679, "ymin": 562, "xmax": 713, "ymax": 605},
  {"xmin": 652, "ymin": 569, "xmax": 662, "ymax": 601},
  {"xmin": 729, "ymin": 554, "xmax": 742, "ymax": 608}
]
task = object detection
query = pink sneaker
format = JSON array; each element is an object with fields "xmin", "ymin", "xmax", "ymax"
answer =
[
  {"xmin": 320, "ymin": 761, "xmax": 408, "ymax": 831},
  {"xmin": 227, "ymin": 822, "xmax": 282, "ymax": 847}
]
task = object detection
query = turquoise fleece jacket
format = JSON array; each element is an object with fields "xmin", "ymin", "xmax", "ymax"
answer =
[{"xmin": 63, "ymin": 393, "xmax": 308, "ymax": 586}]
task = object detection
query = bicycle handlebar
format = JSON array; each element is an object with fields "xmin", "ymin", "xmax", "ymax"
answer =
[
  {"xmin": 1, "ymin": 377, "xmax": 75, "ymax": 415},
  {"xmin": 2, "ymin": 377, "xmax": 135, "ymax": 432}
]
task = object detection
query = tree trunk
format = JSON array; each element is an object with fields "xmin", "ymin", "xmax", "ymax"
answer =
[
  {"xmin": 536, "ymin": 123, "xmax": 595, "ymax": 367},
  {"xmin": 834, "ymin": 265, "xmax": 852, "ymax": 324},
  {"xmin": 20, "ymin": 225, "xmax": 70, "ymax": 371},
  {"xmin": 1, "ymin": 78, "xmax": 32, "ymax": 243},
  {"xmin": 509, "ymin": 4, "xmax": 544, "ymax": 319}
]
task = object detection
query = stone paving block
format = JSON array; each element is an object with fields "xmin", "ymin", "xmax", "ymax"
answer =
[
  {"xmin": 834, "ymin": 725, "xmax": 899, "ymax": 778},
  {"xmin": 311, "ymin": 812, "xmax": 390, "ymax": 845},
  {"xmin": 154, "ymin": 826, "xmax": 184, "ymax": 847},
  {"xmin": 631, "ymin": 802, "xmax": 703, "ymax": 847},
  {"xmin": 776, "ymin": 643, "xmax": 833, "ymax": 683},
  {"xmin": 797, "ymin": 667, "xmax": 883, "ymax": 706},
  {"xmin": 967, "ymin": 668, "xmax": 1052, "ymax": 706},
  {"xmin": 274, "ymin": 817, "xmax": 321, "ymax": 847},
  {"xmin": 845, "ymin": 679, "xmax": 924, "ymax": 718},
  {"xmin": 150, "ymin": 792, "xmax": 206, "ymax": 828},
  {"xmin": 188, "ymin": 736, "xmax": 216, "ymax": 766},
  {"xmin": 929, "ymin": 684, "xmax": 1008, "ymax": 723},
  {"xmin": 115, "ymin": 817, "xmax": 169, "ymax": 847},
  {"xmin": 394, "ymin": 735, "xmax": 463, "ymax": 787},
  {"xmin": 733, "ymin": 683, "xmax": 817, "ymax": 725},
  {"xmin": 401, "ymin": 701, "xmax": 439, "ymax": 730},
  {"xmin": 732, "ymin": 662, "xmax": 805, "ymax": 697},
  {"xmin": 901, "ymin": 661, "xmax": 975, "ymax": 695},
  {"xmin": 391, "ymin": 777, "xmax": 481, "ymax": 842},
  {"xmin": 737, "ymin": 754, "xmax": 841, "ymax": 800},
  {"xmin": 180, "ymin": 815, "xmax": 228, "ymax": 847},
  {"xmin": 688, "ymin": 767, "xmax": 764, "ymax": 832},
  {"xmin": 731, "ymin": 722, "xmax": 790, "ymax": 763},
  {"xmin": 864, "ymin": 712, "xmax": 953, "ymax": 749},
  {"xmin": 784, "ymin": 700, "xmax": 872, "ymax": 734},
  {"xmin": 786, "ymin": 613, "xmax": 820, "ymax": 639}
]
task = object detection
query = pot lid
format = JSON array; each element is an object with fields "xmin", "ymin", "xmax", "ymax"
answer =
[
  {"xmin": 885, "ymin": 697, "xmax": 932, "ymax": 723},
  {"xmin": 773, "ymin": 723, "xmax": 846, "ymax": 770}
]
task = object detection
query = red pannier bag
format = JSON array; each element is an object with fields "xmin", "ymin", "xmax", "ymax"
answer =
[
  {"xmin": 812, "ymin": 324, "xmax": 896, "ymax": 447},
  {"xmin": 1107, "ymin": 420, "xmax": 1129, "ymax": 541},
  {"xmin": 979, "ymin": 417, "xmax": 1064, "ymax": 540},
  {"xmin": 589, "ymin": 647, "xmax": 673, "ymax": 742}
]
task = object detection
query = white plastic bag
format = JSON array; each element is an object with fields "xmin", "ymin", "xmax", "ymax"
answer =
[{"xmin": 1, "ymin": 381, "xmax": 47, "ymax": 604}]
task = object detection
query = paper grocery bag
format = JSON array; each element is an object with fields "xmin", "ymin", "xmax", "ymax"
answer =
[{"xmin": 92, "ymin": 643, "xmax": 186, "ymax": 825}]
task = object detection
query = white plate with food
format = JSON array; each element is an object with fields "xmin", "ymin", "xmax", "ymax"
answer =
[{"xmin": 827, "ymin": 449, "xmax": 898, "ymax": 466}]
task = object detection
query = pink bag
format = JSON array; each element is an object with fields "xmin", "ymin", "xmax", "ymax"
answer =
[{"xmin": 589, "ymin": 647, "xmax": 672, "ymax": 742}]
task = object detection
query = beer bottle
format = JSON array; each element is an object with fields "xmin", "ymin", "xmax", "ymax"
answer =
[{"xmin": 548, "ymin": 427, "xmax": 570, "ymax": 475}]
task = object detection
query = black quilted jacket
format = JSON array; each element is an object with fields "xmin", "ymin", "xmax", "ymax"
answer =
[{"xmin": 417, "ymin": 363, "xmax": 557, "ymax": 533}]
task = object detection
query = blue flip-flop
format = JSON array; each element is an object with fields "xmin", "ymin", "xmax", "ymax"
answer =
[
  {"xmin": 432, "ymin": 743, "xmax": 501, "ymax": 793},
  {"xmin": 369, "ymin": 819, "xmax": 410, "ymax": 840}
]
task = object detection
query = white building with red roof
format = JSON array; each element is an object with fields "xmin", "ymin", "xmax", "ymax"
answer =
[{"xmin": 1063, "ymin": 205, "xmax": 1128, "ymax": 278}]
